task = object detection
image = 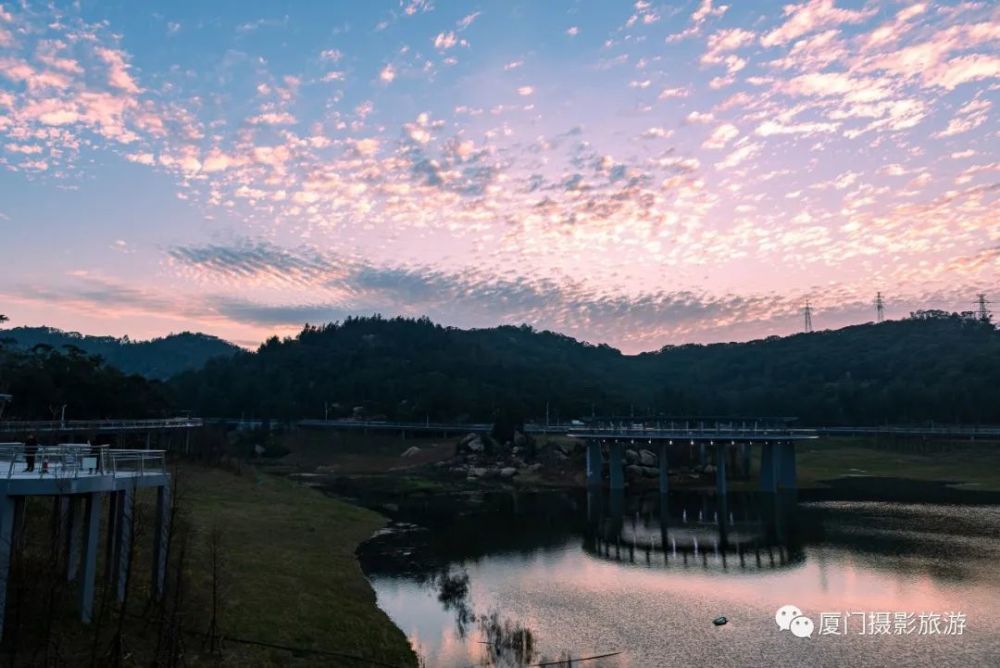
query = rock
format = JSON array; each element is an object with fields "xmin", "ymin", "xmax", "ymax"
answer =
[
  {"xmin": 484, "ymin": 467, "xmax": 501, "ymax": 479},
  {"xmin": 500, "ymin": 467, "xmax": 517, "ymax": 478},
  {"xmin": 704, "ymin": 464, "xmax": 716, "ymax": 474},
  {"xmin": 557, "ymin": 441, "xmax": 577, "ymax": 456},
  {"xmin": 526, "ymin": 463, "xmax": 543, "ymax": 473},
  {"xmin": 459, "ymin": 433, "xmax": 479, "ymax": 446},
  {"xmin": 641, "ymin": 466, "xmax": 659, "ymax": 478},
  {"xmin": 513, "ymin": 431, "xmax": 528, "ymax": 447},
  {"xmin": 469, "ymin": 467, "xmax": 488, "ymax": 478},
  {"xmin": 512, "ymin": 446, "xmax": 523, "ymax": 456},
  {"xmin": 625, "ymin": 464, "xmax": 644, "ymax": 479},
  {"xmin": 253, "ymin": 444, "xmax": 266, "ymax": 456},
  {"xmin": 401, "ymin": 446, "xmax": 421, "ymax": 458},
  {"xmin": 625, "ymin": 450, "xmax": 640, "ymax": 465},
  {"xmin": 639, "ymin": 449, "xmax": 657, "ymax": 467},
  {"xmin": 555, "ymin": 451, "xmax": 569, "ymax": 461},
  {"xmin": 713, "ymin": 616, "xmax": 728, "ymax": 626}
]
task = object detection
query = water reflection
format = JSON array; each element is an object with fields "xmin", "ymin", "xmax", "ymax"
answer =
[
  {"xmin": 585, "ymin": 489, "xmax": 804, "ymax": 571},
  {"xmin": 359, "ymin": 486, "xmax": 1000, "ymax": 667}
]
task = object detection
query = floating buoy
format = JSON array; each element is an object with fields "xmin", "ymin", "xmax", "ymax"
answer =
[{"xmin": 713, "ymin": 616, "xmax": 728, "ymax": 626}]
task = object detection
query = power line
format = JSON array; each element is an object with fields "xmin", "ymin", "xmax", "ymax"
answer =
[
  {"xmin": 875, "ymin": 292, "xmax": 885, "ymax": 323},
  {"xmin": 802, "ymin": 301, "xmax": 814, "ymax": 333}
]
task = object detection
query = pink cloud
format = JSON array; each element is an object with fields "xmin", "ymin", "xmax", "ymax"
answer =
[{"xmin": 761, "ymin": 0, "xmax": 874, "ymax": 48}]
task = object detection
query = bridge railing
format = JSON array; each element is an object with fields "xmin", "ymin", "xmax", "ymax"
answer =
[{"xmin": 0, "ymin": 417, "xmax": 202, "ymax": 434}]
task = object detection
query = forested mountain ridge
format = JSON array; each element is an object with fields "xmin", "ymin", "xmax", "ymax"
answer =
[
  {"xmin": 0, "ymin": 327, "xmax": 240, "ymax": 379},
  {"xmin": 169, "ymin": 313, "xmax": 1000, "ymax": 426}
]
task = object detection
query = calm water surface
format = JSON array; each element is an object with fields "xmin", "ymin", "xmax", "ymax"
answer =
[{"xmin": 358, "ymin": 484, "xmax": 1000, "ymax": 667}]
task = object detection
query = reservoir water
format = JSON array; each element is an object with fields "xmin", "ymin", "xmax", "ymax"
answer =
[{"xmin": 358, "ymin": 483, "xmax": 1000, "ymax": 667}]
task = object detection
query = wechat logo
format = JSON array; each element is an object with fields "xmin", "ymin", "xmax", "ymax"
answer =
[{"xmin": 776, "ymin": 604, "xmax": 814, "ymax": 639}]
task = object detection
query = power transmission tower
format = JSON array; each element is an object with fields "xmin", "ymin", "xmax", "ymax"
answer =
[
  {"xmin": 875, "ymin": 292, "xmax": 885, "ymax": 323},
  {"xmin": 974, "ymin": 294, "xmax": 991, "ymax": 322},
  {"xmin": 802, "ymin": 301, "xmax": 814, "ymax": 333}
]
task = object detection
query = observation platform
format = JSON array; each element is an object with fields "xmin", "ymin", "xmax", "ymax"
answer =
[{"xmin": 0, "ymin": 444, "xmax": 170, "ymax": 640}]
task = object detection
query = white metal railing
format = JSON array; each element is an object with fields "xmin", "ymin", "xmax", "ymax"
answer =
[
  {"xmin": 0, "ymin": 417, "xmax": 201, "ymax": 433},
  {"xmin": 0, "ymin": 444, "xmax": 167, "ymax": 480}
]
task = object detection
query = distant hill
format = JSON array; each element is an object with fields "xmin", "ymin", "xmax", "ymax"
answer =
[
  {"xmin": 0, "ymin": 327, "xmax": 241, "ymax": 379},
  {"xmin": 169, "ymin": 313, "xmax": 1000, "ymax": 425}
]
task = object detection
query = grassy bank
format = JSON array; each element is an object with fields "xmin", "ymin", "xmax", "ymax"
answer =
[
  {"xmin": 1, "ymin": 464, "xmax": 417, "ymax": 667},
  {"xmin": 174, "ymin": 464, "xmax": 418, "ymax": 666},
  {"xmin": 795, "ymin": 438, "xmax": 1000, "ymax": 491}
]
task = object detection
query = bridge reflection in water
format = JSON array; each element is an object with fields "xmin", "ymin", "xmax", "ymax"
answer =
[{"xmin": 584, "ymin": 489, "xmax": 803, "ymax": 572}]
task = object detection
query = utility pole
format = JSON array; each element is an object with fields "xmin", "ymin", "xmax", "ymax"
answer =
[
  {"xmin": 802, "ymin": 301, "xmax": 814, "ymax": 333},
  {"xmin": 974, "ymin": 294, "xmax": 991, "ymax": 322},
  {"xmin": 875, "ymin": 292, "xmax": 885, "ymax": 323}
]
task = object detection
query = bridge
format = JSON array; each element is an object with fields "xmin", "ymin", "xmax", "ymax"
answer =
[
  {"xmin": 296, "ymin": 418, "xmax": 1000, "ymax": 441},
  {"xmin": 0, "ymin": 444, "xmax": 171, "ymax": 640},
  {"xmin": 297, "ymin": 418, "xmax": 1000, "ymax": 494},
  {"xmin": 0, "ymin": 417, "xmax": 203, "ymax": 452},
  {"xmin": 572, "ymin": 426, "xmax": 815, "ymax": 496}
]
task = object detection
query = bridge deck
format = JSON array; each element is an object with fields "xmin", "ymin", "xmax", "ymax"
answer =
[
  {"xmin": 569, "ymin": 429, "xmax": 817, "ymax": 442},
  {"xmin": 0, "ymin": 418, "xmax": 202, "ymax": 435}
]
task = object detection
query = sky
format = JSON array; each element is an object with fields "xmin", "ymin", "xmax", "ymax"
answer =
[{"xmin": 0, "ymin": 0, "xmax": 996, "ymax": 352}]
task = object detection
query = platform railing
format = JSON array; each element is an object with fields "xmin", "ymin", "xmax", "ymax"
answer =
[
  {"xmin": 103, "ymin": 449, "xmax": 167, "ymax": 478},
  {"xmin": 0, "ymin": 445, "xmax": 166, "ymax": 480}
]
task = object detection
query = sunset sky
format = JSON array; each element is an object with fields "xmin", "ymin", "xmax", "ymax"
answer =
[{"xmin": 0, "ymin": 1, "xmax": 996, "ymax": 352}]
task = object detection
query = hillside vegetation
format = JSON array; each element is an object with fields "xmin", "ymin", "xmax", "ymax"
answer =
[
  {"xmin": 1, "ymin": 327, "xmax": 239, "ymax": 379},
  {"xmin": 169, "ymin": 312, "xmax": 1000, "ymax": 426}
]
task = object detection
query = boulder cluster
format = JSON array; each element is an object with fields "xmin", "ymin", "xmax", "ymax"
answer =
[{"xmin": 435, "ymin": 431, "xmax": 545, "ymax": 481}]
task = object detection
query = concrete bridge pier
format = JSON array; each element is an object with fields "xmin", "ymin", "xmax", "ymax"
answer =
[
  {"xmin": 759, "ymin": 443, "xmax": 778, "ymax": 493},
  {"xmin": 609, "ymin": 443, "xmax": 625, "ymax": 490},
  {"xmin": 66, "ymin": 496, "xmax": 82, "ymax": 582},
  {"xmin": 779, "ymin": 443, "xmax": 797, "ymax": 489},
  {"xmin": 658, "ymin": 493, "xmax": 670, "ymax": 554},
  {"xmin": 586, "ymin": 440, "xmax": 602, "ymax": 487},
  {"xmin": 104, "ymin": 491, "xmax": 122, "ymax": 583},
  {"xmin": 115, "ymin": 487, "xmax": 135, "ymax": 602},
  {"xmin": 0, "ymin": 494, "xmax": 20, "ymax": 639},
  {"xmin": 699, "ymin": 443, "xmax": 707, "ymax": 467},
  {"xmin": 151, "ymin": 484, "xmax": 171, "ymax": 599},
  {"xmin": 741, "ymin": 444, "xmax": 752, "ymax": 478},
  {"xmin": 658, "ymin": 443, "xmax": 669, "ymax": 494},
  {"xmin": 586, "ymin": 488, "xmax": 602, "ymax": 525},
  {"xmin": 78, "ymin": 493, "xmax": 102, "ymax": 623},
  {"xmin": 715, "ymin": 443, "xmax": 728, "ymax": 497},
  {"xmin": 717, "ymin": 490, "xmax": 730, "ymax": 548}
]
